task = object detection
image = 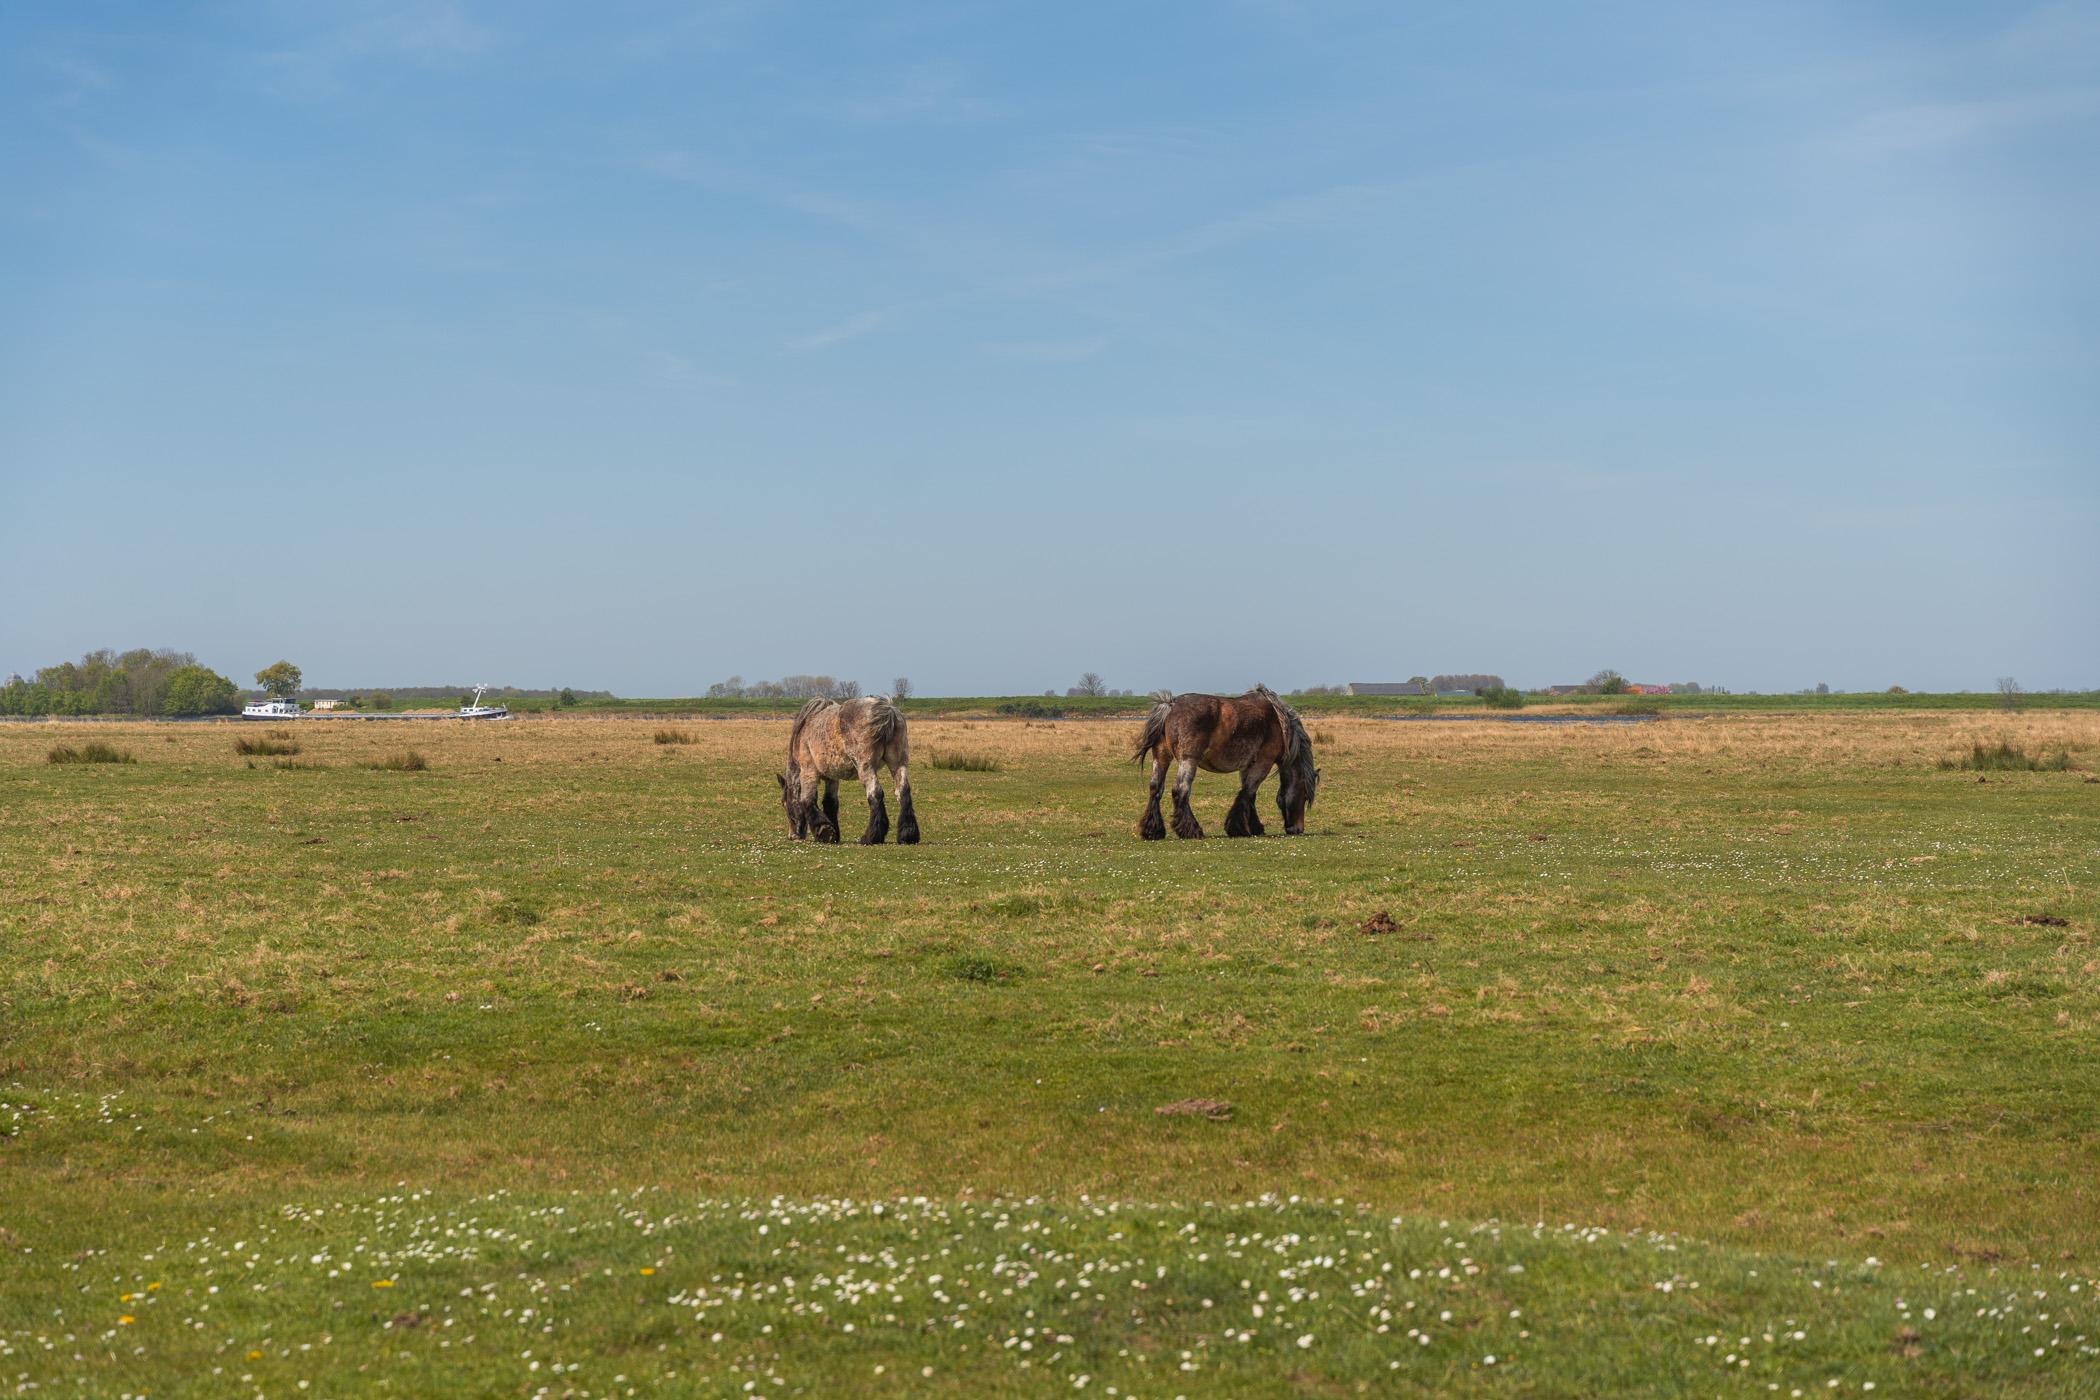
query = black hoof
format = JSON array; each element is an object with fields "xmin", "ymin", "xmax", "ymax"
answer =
[
  {"xmin": 1172, "ymin": 810, "xmax": 1205, "ymax": 840},
  {"xmin": 897, "ymin": 818, "xmax": 920, "ymax": 845},
  {"xmin": 1139, "ymin": 807, "xmax": 1166, "ymax": 841}
]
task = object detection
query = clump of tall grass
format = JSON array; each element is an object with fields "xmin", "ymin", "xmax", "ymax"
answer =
[
  {"xmin": 47, "ymin": 741, "xmax": 133, "ymax": 765},
  {"xmin": 930, "ymin": 752, "xmax": 1001, "ymax": 772},
  {"xmin": 653, "ymin": 728, "xmax": 694, "ymax": 745},
  {"xmin": 943, "ymin": 953, "xmax": 1019, "ymax": 984},
  {"xmin": 234, "ymin": 736, "xmax": 301, "ymax": 757},
  {"xmin": 271, "ymin": 758, "xmax": 331, "ymax": 771},
  {"xmin": 1940, "ymin": 741, "xmax": 2073, "ymax": 773},
  {"xmin": 366, "ymin": 750, "xmax": 429, "ymax": 772}
]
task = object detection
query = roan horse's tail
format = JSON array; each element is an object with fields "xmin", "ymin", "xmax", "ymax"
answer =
[
  {"xmin": 1132, "ymin": 696, "xmax": 1172, "ymax": 763},
  {"xmin": 864, "ymin": 695, "xmax": 901, "ymax": 751}
]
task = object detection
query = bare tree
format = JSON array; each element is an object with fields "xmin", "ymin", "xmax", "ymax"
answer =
[
  {"xmin": 1070, "ymin": 672, "xmax": 1108, "ymax": 698},
  {"xmin": 892, "ymin": 676, "xmax": 913, "ymax": 700},
  {"xmin": 1998, "ymin": 676, "xmax": 2023, "ymax": 712}
]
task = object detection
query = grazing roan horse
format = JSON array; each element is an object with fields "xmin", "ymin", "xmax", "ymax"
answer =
[
  {"xmin": 777, "ymin": 695, "xmax": 918, "ymax": 845},
  {"xmin": 1133, "ymin": 685, "xmax": 1320, "ymax": 839}
]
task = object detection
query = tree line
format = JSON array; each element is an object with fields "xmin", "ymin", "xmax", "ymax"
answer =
[
  {"xmin": 706, "ymin": 675, "xmax": 866, "ymax": 700},
  {"xmin": 0, "ymin": 648, "xmax": 241, "ymax": 716}
]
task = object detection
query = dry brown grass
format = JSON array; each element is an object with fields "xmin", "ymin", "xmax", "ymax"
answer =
[{"xmin": 4, "ymin": 710, "xmax": 2096, "ymax": 777}]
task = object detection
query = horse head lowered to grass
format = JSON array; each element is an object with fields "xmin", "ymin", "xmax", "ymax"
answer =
[{"xmin": 1132, "ymin": 685, "xmax": 1320, "ymax": 839}]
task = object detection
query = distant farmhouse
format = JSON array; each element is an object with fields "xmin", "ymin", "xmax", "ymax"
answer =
[{"xmin": 1347, "ymin": 682, "xmax": 1427, "ymax": 697}]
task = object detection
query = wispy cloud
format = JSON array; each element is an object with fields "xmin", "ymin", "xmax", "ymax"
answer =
[
  {"xmin": 777, "ymin": 179, "xmax": 1397, "ymax": 354},
  {"xmin": 255, "ymin": 1, "xmax": 492, "ymax": 99},
  {"xmin": 644, "ymin": 351, "xmax": 736, "ymax": 393},
  {"xmin": 629, "ymin": 149, "xmax": 902, "ymax": 240},
  {"xmin": 1831, "ymin": 89, "xmax": 2098, "ymax": 158},
  {"xmin": 827, "ymin": 66, "xmax": 996, "ymax": 124},
  {"xmin": 980, "ymin": 337, "xmax": 1109, "ymax": 362}
]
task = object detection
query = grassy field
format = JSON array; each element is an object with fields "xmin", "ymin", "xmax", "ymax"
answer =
[
  {"xmin": 495, "ymin": 690, "xmax": 2100, "ymax": 718},
  {"xmin": 3, "ymin": 710, "xmax": 2096, "ymax": 1396}
]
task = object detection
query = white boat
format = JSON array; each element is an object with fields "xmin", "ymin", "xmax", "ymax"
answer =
[
  {"xmin": 242, "ymin": 697, "xmax": 303, "ymax": 720},
  {"xmin": 458, "ymin": 685, "xmax": 509, "ymax": 720}
]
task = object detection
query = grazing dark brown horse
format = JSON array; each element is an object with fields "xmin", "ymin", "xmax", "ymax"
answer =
[
  {"xmin": 778, "ymin": 695, "xmax": 918, "ymax": 845},
  {"xmin": 1133, "ymin": 685, "xmax": 1320, "ymax": 839}
]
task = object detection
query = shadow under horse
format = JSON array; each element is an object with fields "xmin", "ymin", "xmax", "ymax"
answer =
[
  {"xmin": 778, "ymin": 695, "xmax": 919, "ymax": 845},
  {"xmin": 1133, "ymin": 685, "xmax": 1320, "ymax": 839}
]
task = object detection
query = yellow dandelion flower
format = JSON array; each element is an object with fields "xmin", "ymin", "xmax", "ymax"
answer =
[
  {"xmin": 147, "ymin": 1282, "xmax": 161, "ymax": 1292},
  {"xmin": 373, "ymin": 1279, "xmax": 395, "ymax": 1288},
  {"xmin": 248, "ymin": 1350, "xmax": 263, "ymax": 1360},
  {"xmin": 119, "ymin": 1315, "xmax": 135, "ymax": 1325},
  {"xmin": 120, "ymin": 1293, "xmax": 134, "ymax": 1302},
  {"xmin": 639, "ymin": 1267, "xmax": 655, "ymax": 1275}
]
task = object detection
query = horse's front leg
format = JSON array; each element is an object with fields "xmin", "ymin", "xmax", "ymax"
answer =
[
  {"xmin": 857, "ymin": 763, "xmax": 890, "ymax": 845},
  {"xmin": 807, "ymin": 772, "xmax": 841, "ymax": 844},
  {"xmin": 1139, "ymin": 756, "xmax": 1168, "ymax": 840},
  {"xmin": 893, "ymin": 764, "xmax": 919, "ymax": 845},
  {"xmin": 1170, "ymin": 757, "xmax": 1204, "ymax": 839},
  {"xmin": 1226, "ymin": 762, "xmax": 1270, "ymax": 837}
]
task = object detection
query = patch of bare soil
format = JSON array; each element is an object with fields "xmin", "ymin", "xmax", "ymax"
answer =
[{"xmin": 1155, "ymin": 1098, "xmax": 1233, "ymax": 1121}]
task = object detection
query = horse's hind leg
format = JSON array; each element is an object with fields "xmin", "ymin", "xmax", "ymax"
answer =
[
  {"xmin": 857, "ymin": 763, "xmax": 890, "ymax": 845},
  {"xmin": 1139, "ymin": 756, "xmax": 1168, "ymax": 840},
  {"xmin": 822, "ymin": 779, "xmax": 840, "ymax": 837},
  {"xmin": 1170, "ymin": 757, "xmax": 1204, "ymax": 839},
  {"xmin": 894, "ymin": 763, "xmax": 919, "ymax": 845}
]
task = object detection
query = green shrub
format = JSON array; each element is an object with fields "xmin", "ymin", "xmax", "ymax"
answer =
[
  {"xmin": 930, "ymin": 752, "xmax": 1001, "ymax": 771},
  {"xmin": 996, "ymin": 701, "xmax": 1065, "ymax": 718},
  {"xmin": 1479, "ymin": 685, "xmax": 1526, "ymax": 710},
  {"xmin": 47, "ymin": 741, "xmax": 133, "ymax": 765},
  {"xmin": 367, "ymin": 750, "xmax": 429, "ymax": 772},
  {"xmin": 1940, "ymin": 741, "xmax": 2074, "ymax": 772},
  {"xmin": 162, "ymin": 664, "xmax": 240, "ymax": 716}
]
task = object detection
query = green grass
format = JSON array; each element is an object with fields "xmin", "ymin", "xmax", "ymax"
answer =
[{"xmin": 3, "ymin": 713, "xmax": 2097, "ymax": 1395}]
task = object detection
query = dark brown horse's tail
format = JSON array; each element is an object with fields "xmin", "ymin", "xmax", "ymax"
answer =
[{"xmin": 1132, "ymin": 696, "xmax": 1172, "ymax": 763}]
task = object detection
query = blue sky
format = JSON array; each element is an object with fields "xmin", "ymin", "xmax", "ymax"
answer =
[{"xmin": 3, "ymin": 2, "xmax": 2094, "ymax": 695}]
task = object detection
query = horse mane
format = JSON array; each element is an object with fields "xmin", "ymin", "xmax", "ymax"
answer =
[
  {"xmin": 1255, "ymin": 684, "xmax": 1315, "ymax": 779},
  {"xmin": 785, "ymin": 697, "xmax": 832, "ymax": 773}
]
